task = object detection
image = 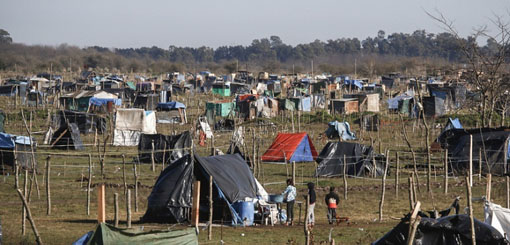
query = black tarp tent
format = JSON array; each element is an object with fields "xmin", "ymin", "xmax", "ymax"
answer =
[
  {"xmin": 315, "ymin": 142, "xmax": 384, "ymax": 177},
  {"xmin": 373, "ymin": 214, "xmax": 507, "ymax": 245},
  {"xmin": 437, "ymin": 128, "xmax": 510, "ymax": 175},
  {"xmin": 138, "ymin": 131, "xmax": 191, "ymax": 164},
  {"xmin": 52, "ymin": 110, "xmax": 106, "ymax": 134},
  {"xmin": 0, "ymin": 133, "xmax": 35, "ymax": 170},
  {"xmin": 142, "ymin": 154, "xmax": 257, "ymax": 224},
  {"xmin": 50, "ymin": 123, "xmax": 84, "ymax": 150}
]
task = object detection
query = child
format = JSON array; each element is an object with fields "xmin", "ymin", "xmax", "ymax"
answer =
[{"xmin": 325, "ymin": 187, "xmax": 340, "ymax": 224}]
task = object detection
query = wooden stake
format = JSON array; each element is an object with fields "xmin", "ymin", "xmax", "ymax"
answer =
[
  {"xmin": 304, "ymin": 194, "xmax": 310, "ymax": 245},
  {"xmin": 408, "ymin": 177, "xmax": 415, "ymax": 210},
  {"xmin": 478, "ymin": 148, "xmax": 482, "ymax": 182},
  {"xmin": 97, "ymin": 184, "xmax": 105, "ymax": 223},
  {"xmin": 114, "ymin": 193, "xmax": 119, "ymax": 227},
  {"xmin": 469, "ymin": 135, "xmax": 473, "ymax": 187},
  {"xmin": 191, "ymin": 180, "xmax": 201, "ymax": 227},
  {"xmin": 444, "ymin": 149, "xmax": 448, "ymax": 194},
  {"xmin": 407, "ymin": 201, "xmax": 421, "ymax": 242},
  {"xmin": 465, "ymin": 176, "xmax": 476, "ymax": 245},
  {"xmin": 407, "ymin": 216, "xmax": 421, "ymax": 245},
  {"xmin": 379, "ymin": 150, "xmax": 389, "ymax": 222},
  {"xmin": 122, "ymin": 154, "xmax": 127, "ymax": 196},
  {"xmin": 151, "ymin": 140, "xmax": 155, "ymax": 172},
  {"xmin": 133, "ymin": 159, "xmax": 139, "ymax": 213},
  {"xmin": 45, "ymin": 155, "xmax": 51, "ymax": 215},
  {"xmin": 14, "ymin": 147, "xmax": 18, "ymax": 189},
  {"xmin": 87, "ymin": 154, "xmax": 92, "ymax": 216},
  {"xmin": 343, "ymin": 154, "xmax": 347, "ymax": 200},
  {"xmin": 292, "ymin": 161, "xmax": 296, "ymax": 185},
  {"xmin": 16, "ymin": 189, "xmax": 43, "ymax": 245},
  {"xmin": 208, "ymin": 176, "xmax": 213, "ymax": 241},
  {"xmin": 486, "ymin": 174, "xmax": 492, "ymax": 202},
  {"xmin": 395, "ymin": 151, "xmax": 399, "ymax": 198},
  {"xmin": 505, "ymin": 139, "xmax": 509, "ymax": 208},
  {"xmin": 22, "ymin": 169, "xmax": 28, "ymax": 235},
  {"xmin": 127, "ymin": 189, "xmax": 131, "ymax": 228}
]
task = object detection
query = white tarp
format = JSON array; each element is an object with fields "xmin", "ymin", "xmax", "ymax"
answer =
[
  {"xmin": 114, "ymin": 109, "xmax": 157, "ymax": 146},
  {"xmin": 484, "ymin": 201, "xmax": 510, "ymax": 240}
]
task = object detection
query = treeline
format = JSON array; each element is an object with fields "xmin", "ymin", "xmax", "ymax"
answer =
[{"xmin": 0, "ymin": 29, "xmax": 500, "ymax": 75}]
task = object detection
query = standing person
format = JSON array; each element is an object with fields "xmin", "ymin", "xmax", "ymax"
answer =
[
  {"xmin": 325, "ymin": 187, "xmax": 340, "ymax": 224},
  {"xmin": 282, "ymin": 179, "xmax": 296, "ymax": 226},
  {"xmin": 306, "ymin": 182, "xmax": 316, "ymax": 227}
]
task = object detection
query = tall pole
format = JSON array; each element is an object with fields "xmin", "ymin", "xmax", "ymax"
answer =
[{"xmin": 469, "ymin": 135, "xmax": 473, "ymax": 187}]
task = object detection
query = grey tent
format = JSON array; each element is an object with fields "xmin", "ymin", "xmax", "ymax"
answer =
[{"xmin": 315, "ymin": 142, "xmax": 384, "ymax": 177}]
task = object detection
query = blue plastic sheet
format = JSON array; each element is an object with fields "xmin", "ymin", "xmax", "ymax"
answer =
[
  {"xmin": 89, "ymin": 97, "xmax": 122, "ymax": 106},
  {"xmin": 156, "ymin": 101, "xmax": 186, "ymax": 110},
  {"xmin": 325, "ymin": 121, "xmax": 356, "ymax": 140}
]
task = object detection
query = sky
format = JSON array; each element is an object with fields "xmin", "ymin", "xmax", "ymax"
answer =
[{"xmin": 0, "ymin": 0, "xmax": 508, "ymax": 49}]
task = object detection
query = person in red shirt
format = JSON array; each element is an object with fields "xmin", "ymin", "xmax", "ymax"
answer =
[{"xmin": 325, "ymin": 187, "xmax": 340, "ymax": 224}]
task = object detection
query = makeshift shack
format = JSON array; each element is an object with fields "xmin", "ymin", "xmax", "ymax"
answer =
[
  {"xmin": 212, "ymin": 82, "xmax": 231, "ymax": 97},
  {"xmin": 437, "ymin": 128, "xmax": 510, "ymax": 175},
  {"xmin": 73, "ymin": 223, "xmax": 198, "ymax": 245},
  {"xmin": 330, "ymin": 98, "xmax": 358, "ymax": 115},
  {"xmin": 325, "ymin": 121, "xmax": 356, "ymax": 140},
  {"xmin": 261, "ymin": 132, "xmax": 317, "ymax": 163},
  {"xmin": 0, "ymin": 132, "xmax": 35, "ymax": 169},
  {"xmin": 315, "ymin": 142, "xmax": 383, "ymax": 177},
  {"xmin": 50, "ymin": 123, "xmax": 84, "ymax": 150},
  {"xmin": 361, "ymin": 114, "xmax": 379, "ymax": 131},
  {"xmin": 138, "ymin": 131, "xmax": 191, "ymax": 164},
  {"xmin": 113, "ymin": 109, "xmax": 157, "ymax": 146},
  {"xmin": 133, "ymin": 93, "xmax": 159, "ymax": 110},
  {"xmin": 50, "ymin": 110, "xmax": 106, "ymax": 135},
  {"xmin": 156, "ymin": 101, "xmax": 187, "ymax": 124},
  {"xmin": 343, "ymin": 93, "xmax": 380, "ymax": 112},
  {"xmin": 142, "ymin": 154, "xmax": 257, "ymax": 225},
  {"xmin": 60, "ymin": 90, "xmax": 118, "ymax": 112},
  {"xmin": 423, "ymin": 96, "xmax": 447, "ymax": 117}
]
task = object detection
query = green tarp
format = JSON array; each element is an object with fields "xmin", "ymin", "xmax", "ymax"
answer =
[
  {"xmin": 279, "ymin": 99, "xmax": 296, "ymax": 111},
  {"xmin": 212, "ymin": 87, "xmax": 231, "ymax": 97},
  {"xmin": 206, "ymin": 101, "xmax": 234, "ymax": 117},
  {"xmin": 86, "ymin": 223, "xmax": 198, "ymax": 245}
]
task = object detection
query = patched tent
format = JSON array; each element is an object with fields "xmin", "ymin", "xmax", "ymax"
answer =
[
  {"xmin": 142, "ymin": 154, "xmax": 257, "ymax": 225},
  {"xmin": 138, "ymin": 131, "xmax": 191, "ymax": 164},
  {"xmin": 315, "ymin": 142, "xmax": 383, "ymax": 177},
  {"xmin": 156, "ymin": 101, "xmax": 187, "ymax": 124},
  {"xmin": 373, "ymin": 214, "xmax": 506, "ymax": 245},
  {"xmin": 261, "ymin": 132, "xmax": 317, "ymax": 162},
  {"xmin": 325, "ymin": 121, "xmax": 356, "ymax": 140},
  {"xmin": 73, "ymin": 223, "xmax": 198, "ymax": 245},
  {"xmin": 113, "ymin": 109, "xmax": 157, "ymax": 146},
  {"xmin": 50, "ymin": 123, "xmax": 84, "ymax": 150},
  {"xmin": 0, "ymin": 132, "xmax": 36, "ymax": 169}
]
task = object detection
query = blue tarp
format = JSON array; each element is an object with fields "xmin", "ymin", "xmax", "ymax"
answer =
[
  {"xmin": 0, "ymin": 132, "xmax": 33, "ymax": 148},
  {"xmin": 445, "ymin": 118, "xmax": 463, "ymax": 131},
  {"xmin": 297, "ymin": 97, "xmax": 311, "ymax": 112},
  {"xmin": 325, "ymin": 121, "xmax": 356, "ymax": 140},
  {"xmin": 290, "ymin": 135, "xmax": 315, "ymax": 162},
  {"xmin": 89, "ymin": 97, "xmax": 122, "ymax": 106},
  {"xmin": 156, "ymin": 101, "xmax": 186, "ymax": 110},
  {"xmin": 387, "ymin": 95, "xmax": 413, "ymax": 110},
  {"xmin": 344, "ymin": 80, "xmax": 363, "ymax": 89}
]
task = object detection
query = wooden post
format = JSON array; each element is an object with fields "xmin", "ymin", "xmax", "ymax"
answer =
[
  {"xmin": 14, "ymin": 148, "xmax": 18, "ymax": 189},
  {"xmin": 408, "ymin": 177, "xmax": 415, "ymax": 210},
  {"xmin": 162, "ymin": 142, "xmax": 167, "ymax": 170},
  {"xmin": 343, "ymin": 154, "xmax": 347, "ymax": 200},
  {"xmin": 114, "ymin": 193, "xmax": 119, "ymax": 227},
  {"xmin": 478, "ymin": 148, "xmax": 482, "ymax": 182},
  {"xmin": 469, "ymin": 135, "xmax": 473, "ymax": 187},
  {"xmin": 304, "ymin": 194, "xmax": 310, "ymax": 245},
  {"xmin": 505, "ymin": 140, "xmax": 509, "ymax": 208},
  {"xmin": 211, "ymin": 134, "xmax": 215, "ymax": 156},
  {"xmin": 444, "ymin": 149, "xmax": 448, "ymax": 194},
  {"xmin": 122, "ymin": 154, "xmax": 127, "ymax": 196},
  {"xmin": 127, "ymin": 189, "xmax": 131, "ymax": 228},
  {"xmin": 87, "ymin": 154, "xmax": 92, "ymax": 216},
  {"xmin": 191, "ymin": 181, "xmax": 201, "ymax": 227},
  {"xmin": 412, "ymin": 172, "xmax": 418, "ymax": 204},
  {"xmin": 465, "ymin": 176, "xmax": 476, "ymax": 245},
  {"xmin": 94, "ymin": 128, "xmax": 98, "ymax": 147},
  {"xmin": 16, "ymin": 189, "xmax": 43, "ymax": 245},
  {"xmin": 151, "ymin": 140, "xmax": 155, "ymax": 172},
  {"xmin": 395, "ymin": 151, "xmax": 399, "ymax": 198},
  {"xmin": 407, "ymin": 216, "xmax": 421, "ymax": 245},
  {"xmin": 486, "ymin": 174, "xmax": 492, "ymax": 202},
  {"xmin": 407, "ymin": 201, "xmax": 421, "ymax": 243},
  {"xmin": 291, "ymin": 110, "xmax": 295, "ymax": 133},
  {"xmin": 97, "ymin": 184, "xmax": 105, "ymax": 223},
  {"xmin": 133, "ymin": 160, "xmax": 139, "ymax": 213},
  {"xmin": 46, "ymin": 155, "xmax": 51, "ymax": 215},
  {"xmin": 208, "ymin": 176, "xmax": 213, "ymax": 241},
  {"xmin": 22, "ymin": 169, "xmax": 28, "ymax": 235},
  {"xmin": 292, "ymin": 161, "xmax": 296, "ymax": 185},
  {"xmin": 379, "ymin": 150, "xmax": 389, "ymax": 222}
]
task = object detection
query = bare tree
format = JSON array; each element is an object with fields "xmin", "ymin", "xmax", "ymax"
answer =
[{"xmin": 427, "ymin": 11, "xmax": 510, "ymax": 127}]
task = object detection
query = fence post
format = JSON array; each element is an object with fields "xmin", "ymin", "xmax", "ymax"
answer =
[
  {"xmin": 379, "ymin": 150, "xmax": 389, "ymax": 222},
  {"xmin": 87, "ymin": 154, "xmax": 92, "ymax": 216},
  {"xmin": 465, "ymin": 176, "xmax": 476, "ymax": 244},
  {"xmin": 343, "ymin": 154, "xmax": 347, "ymax": 200},
  {"xmin": 114, "ymin": 193, "xmax": 119, "ymax": 227},
  {"xmin": 444, "ymin": 149, "xmax": 448, "ymax": 194},
  {"xmin": 97, "ymin": 184, "xmax": 105, "ymax": 223},
  {"xmin": 395, "ymin": 151, "xmax": 399, "ymax": 198},
  {"xmin": 208, "ymin": 176, "xmax": 213, "ymax": 240},
  {"xmin": 127, "ymin": 189, "xmax": 131, "ymax": 228},
  {"xmin": 46, "ymin": 155, "xmax": 51, "ymax": 215}
]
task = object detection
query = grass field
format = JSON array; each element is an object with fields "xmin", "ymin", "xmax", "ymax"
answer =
[{"xmin": 0, "ymin": 94, "xmax": 505, "ymax": 244}]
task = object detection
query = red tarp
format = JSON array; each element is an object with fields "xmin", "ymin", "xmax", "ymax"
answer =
[{"xmin": 261, "ymin": 132, "xmax": 317, "ymax": 162}]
